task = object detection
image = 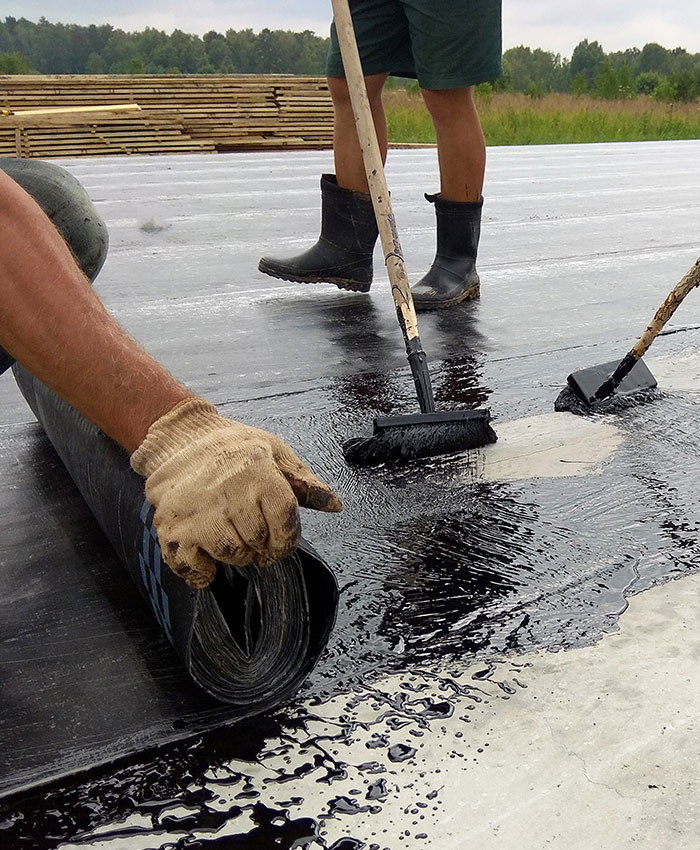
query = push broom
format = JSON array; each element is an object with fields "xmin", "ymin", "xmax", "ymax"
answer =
[
  {"xmin": 332, "ymin": 0, "xmax": 497, "ymax": 465},
  {"xmin": 564, "ymin": 257, "xmax": 700, "ymax": 409}
]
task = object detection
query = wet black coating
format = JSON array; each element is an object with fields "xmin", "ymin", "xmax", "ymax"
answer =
[
  {"xmin": 4, "ymin": 378, "xmax": 700, "ymax": 848},
  {"xmin": 554, "ymin": 383, "xmax": 663, "ymax": 415},
  {"xmin": 2, "ymin": 146, "xmax": 700, "ymax": 847}
]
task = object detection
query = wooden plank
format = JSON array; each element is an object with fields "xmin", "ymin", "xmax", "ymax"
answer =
[
  {"xmin": 0, "ymin": 74, "xmax": 333, "ymax": 156},
  {"xmin": 7, "ymin": 103, "xmax": 141, "ymax": 116},
  {"xmin": 1, "ymin": 110, "xmax": 145, "ymax": 129}
]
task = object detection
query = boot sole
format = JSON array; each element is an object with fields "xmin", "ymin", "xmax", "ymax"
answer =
[
  {"xmin": 259, "ymin": 263, "xmax": 371, "ymax": 294},
  {"xmin": 413, "ymin": 282, "xmax": 481, "ymax": 312}
]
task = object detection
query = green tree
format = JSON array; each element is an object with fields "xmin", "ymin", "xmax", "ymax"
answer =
[
  {"xmin": 502, "ymin": 45, "xmax": 568, "ymax": 93},
  {"xmin": 635, "ymin": 71, "xmax": 662, "ymax": 95},
  {"xmin": 617, "ymin": 64, "xmax": 636, "ymax": 98},
  {"xmin": 204, "ymin": 32, "xmax": 234, "ymax": 73},
  {"xmin": 166, "ymin": 29, "xmax": 207, "ymax": 73},
  {"xmin": 128, "ymin": 55, "xmax": 146, "ymax": 74},
  {"xmin": 295, "ymin": 30, "xmax": 328, "ymax": 75},
  {"xmin": 668, "ymin": 69, "xmax": 699, "ymax": 101},
  {"xmin": 84, "ymin": 51, "xmax": 105, "ymax": 74},
  {"xmin": 3, "ymin": 16, "xmax": 697, "ymax": 82},
  {"xmin": 133, "ymin": 27, "xmax": 170, "ymax": 72},
  {"xmin": 526, "ymin": 80, "xmax": 544, "ymax": 99},
  {"xmin": 225, "ymin": 28, "xmax": 258, "ymax": 72},
  {"xmin": 571, "ymin": 72, "xmax": 588, "ymax": 95},
  {"xmin": 654, "ymin": 77, "xmax": 676, "ymax": 102},
  {"xmin": 0, "ymin": 19, "xmax": 15, "ymax": 53},
  {"xmin": 0, "ymin": 51, "xmax": 34, "ymax": 73},
  {"xmin": 570, "ymin": 39, "xmax": 605, "ymax": 88},
  {"xmin": 100, "ymin": 29, "xmax": 133, "ymax": 72},
  {"xmin": 593, "ymin": 60, "xmax": 636, "ymax": 99},
  {"xmin": 593, "ymin": 60, "xmax": 618, "ymax": 98},
  {"xmin": 639, "ymin": 42, "xmax": 671, "ymax": 75},
  {"xmin": 607, "ymin": 47, "xmax": 641, "ymax": 77}
]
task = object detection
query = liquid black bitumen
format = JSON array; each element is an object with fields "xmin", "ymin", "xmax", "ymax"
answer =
[{"xmin": 3, "ymin": 357, "xmax": 700, "ymax": 848}]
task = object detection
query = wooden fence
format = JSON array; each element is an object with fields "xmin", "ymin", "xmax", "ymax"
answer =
[{"xmin": 0, "ymin": 74, "xmax": 334, "ymax": 158}]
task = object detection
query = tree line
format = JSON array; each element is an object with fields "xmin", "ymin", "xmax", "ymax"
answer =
[
  {"xmin": 1, "ymin": 17, "xmax": 699, "ymax": 103},
  {"xmin": 500, "ymin": 39, "xmax": 700, "ymax": 103},
  {"xmin": 0, "ymin": 17, "xmax": 329, "ymax": 76}
]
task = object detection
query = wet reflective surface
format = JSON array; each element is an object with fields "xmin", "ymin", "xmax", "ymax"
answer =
[{"xmin": 1, "ymin": 143, "xmax": 700, "ymax": 847}]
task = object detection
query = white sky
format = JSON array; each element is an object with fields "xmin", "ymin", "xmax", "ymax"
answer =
[{"xmin": 1, "ymin": 1, "xmax": 699, "ymax": 58}]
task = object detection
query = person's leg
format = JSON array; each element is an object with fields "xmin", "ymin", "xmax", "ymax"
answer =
[
  {"xmin": 420, "ymin": 86, "xmax": 485, "ymax": 203},
  {"xmin": 0, "ymin": 159, "xmax": 108, "ymax": 282},
  {"xmin": 257, "ymin": 73, "xmax": 388, "ymax": 293},
  {"xmin": 258, "ymin": 0, "xmax": 412, "ymax": 292},
  {"xmin": 405, "ymin": 0, "xmax": 498, "ymax": 205},
  {"xmin": 401, "ymin": 0, "xmax": 501, "ymax": 309},
  {"xmin": 408, "ymin": 85, "xmax": 485, "ymax": 310},
  {"xmin": 329, "ymin": 72, "xmax": 389, "ymax": 193}
]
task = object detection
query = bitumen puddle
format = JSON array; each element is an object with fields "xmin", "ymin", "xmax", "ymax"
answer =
[{"xmin": 1, "ymin": 144, "xmax": 699, "ymax": 848}]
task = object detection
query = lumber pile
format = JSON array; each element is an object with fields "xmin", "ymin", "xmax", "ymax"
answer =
[{"xmin": 0, "ymin": 75, "xmax": 334, "ymax": 158}]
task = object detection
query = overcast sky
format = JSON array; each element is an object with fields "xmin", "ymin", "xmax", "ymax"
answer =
[{"xmin": 2, "ymin": 1, "xmax": 699, "ymax": 58}]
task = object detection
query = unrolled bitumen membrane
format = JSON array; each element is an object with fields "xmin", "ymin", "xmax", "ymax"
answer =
[
  {"xmin": 1, "ymin": 143, "xmax": 700, "ymax": 847},
  {"xmin": 13, "ymin": 365, "xmax": 338, "ymax": 708},
  {"xmin": 0, "ymin": 365, "xmax": 339, "ymax": 800}
]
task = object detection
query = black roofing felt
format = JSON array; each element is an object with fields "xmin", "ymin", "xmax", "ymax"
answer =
[{"xmin": 1, "ymin": 143, "xmax": 699, "ymax": 846}]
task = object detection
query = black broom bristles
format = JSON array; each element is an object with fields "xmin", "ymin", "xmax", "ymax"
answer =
[{"xmin": 343, "ymin": 410, "xmax": 497, "ymax": 466}]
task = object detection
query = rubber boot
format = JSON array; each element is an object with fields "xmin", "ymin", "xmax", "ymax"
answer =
[
  {"xmin": 258, "ymin": 174, "xmax": 378, "ymax": 292},
  {"xmin": 0, "ymin": 158, "xmax": 109, "ymax": 376},
  {"xmin": 411, "ymin": 194, "xmax": 483, "ymax": 311}
]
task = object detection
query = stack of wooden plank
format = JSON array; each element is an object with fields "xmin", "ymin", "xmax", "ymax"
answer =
[{"xmin": 0, "ymin": 75, "xmax": 334, "ymax": 158}]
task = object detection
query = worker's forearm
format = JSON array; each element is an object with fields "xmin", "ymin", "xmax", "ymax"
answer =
[{"xmin": 0, "ymin": 174, "xmax": 191, "ymax": 453}]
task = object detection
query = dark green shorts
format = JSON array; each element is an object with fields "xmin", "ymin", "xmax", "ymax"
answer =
[{"xmin": 326, "ymin": 0, "xmax": 502, "ymax": 89}]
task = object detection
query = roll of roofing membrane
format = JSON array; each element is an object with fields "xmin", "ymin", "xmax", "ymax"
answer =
[
  {"xmin": 0, "ymin": 157, "xmax": 109, "ymax": 284},
  {"xmin": 0, "ymin": 157, "xmax": 109, "ymax": 378},
  {"xmin": 12, "ymin": 364, "xmax": 339, "ymax": 708}
]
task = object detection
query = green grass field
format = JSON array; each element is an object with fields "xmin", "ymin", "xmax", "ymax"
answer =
[{"xmin": 384, "ymin": 91, "xmax": 700, "ymax": 146}]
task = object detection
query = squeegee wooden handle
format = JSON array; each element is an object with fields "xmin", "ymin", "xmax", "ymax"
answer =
[
  {"xmin": 603, "ymin": 256, "xmax": 700, "ymax": 395},
  {"xmin": 331, "ymin": 0, "xmax": 420, "ymax": 347},
  {"xmin": 629, "ymin": 257, "xmax": 700, "ymax": 361}
]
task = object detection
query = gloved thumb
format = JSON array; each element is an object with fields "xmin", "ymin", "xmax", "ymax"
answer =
[{"xmin": 270, "ymin": 439, "xmax": 342, "ymax": 513}]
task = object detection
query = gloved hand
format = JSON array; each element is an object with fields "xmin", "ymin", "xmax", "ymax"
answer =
[{"xmin": 130, "ymin": 397, "xmax": 342, "ymax": 589}]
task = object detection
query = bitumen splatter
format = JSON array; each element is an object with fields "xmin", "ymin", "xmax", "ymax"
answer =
[{"xmin": 0, "ymin": 660, "xmax": 529, "ymax": 850}]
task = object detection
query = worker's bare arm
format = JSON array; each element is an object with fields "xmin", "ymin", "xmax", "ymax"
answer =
[
  {"xmin": 0, "ymin": 171, "xmax": 341, "ymax": 586},
  {"xmin": 0, "ymin": 171, "xmax": 191, "ymax": 452}
]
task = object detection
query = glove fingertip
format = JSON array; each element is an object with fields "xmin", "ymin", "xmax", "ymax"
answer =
[
  {"xmin": 297, "ymin": 483, "xmax": 343, "ymax": 513},
  {"xmin": 315, "ymin": 490, "xmax": 343, "ymax": 513},
  {"xmin": 271, "ymin": 442, "xmax": 342, "ymax": 512},
  {"xmin": 185, "ymin": 563, "xmax": 216, "ymax": 590},
  {"xmin": 161, "ymin": 539, "xmax": 217, "ymax": 589}
]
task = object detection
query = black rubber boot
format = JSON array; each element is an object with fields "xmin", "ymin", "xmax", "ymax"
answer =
[
  {"xmin": 411, "ymin": 194, "xmax": 483, "ymax": 311},
  {"xmin": 258, "ymin": 174, "xmax": 378, "ymax": 292}
]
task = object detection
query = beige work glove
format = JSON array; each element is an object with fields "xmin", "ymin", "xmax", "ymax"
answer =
[{"xmin": 130, "ymin": 398, "xmax": 342, "ymax": 589}]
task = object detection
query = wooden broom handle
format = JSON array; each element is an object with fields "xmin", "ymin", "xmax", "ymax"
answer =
[
  {"xmin": 331, "ymin": 0, "xmax": 420, "ymax": 344},
  {"xmin": 631, "ymin": 257, "xmax": 700, "ymax": 360}
]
